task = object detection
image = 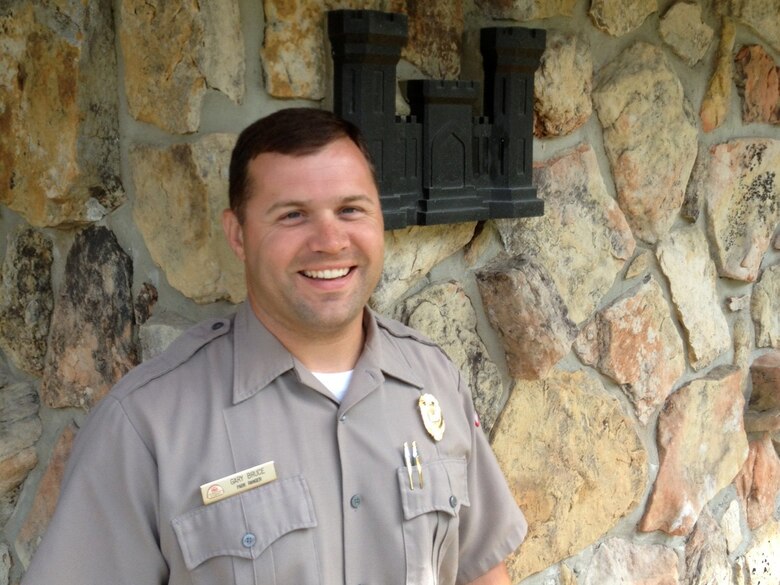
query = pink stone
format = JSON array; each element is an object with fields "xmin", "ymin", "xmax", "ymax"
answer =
[
  {"xmin": 735, "ymin": 45, "xmax": 780, "ymax": 125},
  {"xmin": 640, "ymin": 366, "xmax": 749, "ymax": 536},
  {"xmin": 734, "ymin": 433, "xmax": 780, "ymax": 530}
]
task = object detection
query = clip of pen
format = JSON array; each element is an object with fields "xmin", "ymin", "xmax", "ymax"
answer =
[
  {"xmin": 403, "ymin": 442, "xmax": 414, "ymax": 490},
  {"xmin": 412, "ymin": 441, "xmax": 423, "ymax": 489}
]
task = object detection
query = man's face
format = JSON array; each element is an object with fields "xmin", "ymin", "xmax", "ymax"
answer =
[{"xmin": 223, "ymin": 137, "xmax": 384, "ymax": 342}]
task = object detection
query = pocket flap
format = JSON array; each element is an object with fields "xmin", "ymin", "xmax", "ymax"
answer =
[
  {"xmin": 397, "ymin": 457, "xmax": 470, "ymax": 521},
  {"xmin": 172, "ymin": 475, "xmax": 317, "ymax": 570}
]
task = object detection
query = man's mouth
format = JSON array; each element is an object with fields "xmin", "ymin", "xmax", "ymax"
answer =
[{"xmin": 301, "ymin": 268, "xmax": 351, "ymax": 280}]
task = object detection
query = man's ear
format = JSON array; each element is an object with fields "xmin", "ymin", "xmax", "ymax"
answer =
[{"xmin": 222, "ymin": 209, "xmax": 245, "ymax": 261}]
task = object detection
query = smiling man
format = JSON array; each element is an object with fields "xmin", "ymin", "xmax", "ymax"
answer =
[{"xmin": 23, "ymin": 108, "xmax": 526, "ymax": 585}]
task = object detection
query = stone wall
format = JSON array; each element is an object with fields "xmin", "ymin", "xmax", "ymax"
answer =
[{"xmin": 1, "ymin": 0, "xmax": 779, "ymax": 583}]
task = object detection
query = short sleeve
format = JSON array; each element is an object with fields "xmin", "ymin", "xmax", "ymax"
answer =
[
  {"xmin": 454, "ymin": 373, "xmax": 527, "ymax": 585},
  {"xmin": 22, "ymin": 396, "xmax": 168, "ymax": 585}
]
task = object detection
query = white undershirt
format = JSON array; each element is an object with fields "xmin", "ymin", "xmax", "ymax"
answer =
[{"xmin": 312, "ymin": 370, "xmax": 354, "ymax": 402}]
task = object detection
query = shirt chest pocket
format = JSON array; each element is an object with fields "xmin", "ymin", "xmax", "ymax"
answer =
[
  {"xmin": 172, "ymin": 475, "xmax": 320, "ymax": 585},
  {"xmin": 397, "ymin": 457, "xmax": 470, "ymax": 585}
]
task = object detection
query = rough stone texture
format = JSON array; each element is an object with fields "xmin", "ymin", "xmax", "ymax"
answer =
[
  {"xmin": 134, "ymin": 282, "xmax": 158, "ymax": 327},
  {"xmin": 402, "ymin": 1, "xmax": 463, "ymax": 80},
  {"xmin": 729, "ymin": 295, "xmax": 751, "ymax": 312},
  {"xmin": 533, "ymin": 33, "xmax": 593, "ymax": 138},
  {"xmin": 735, "ymin": 314, "xmax": 754, "ymax": 372},
  {"xmin": 261, "ymin": 0, "xmax": 461, "ymax": 100},
  {"xmin": 684, "ymin": 508, "xmax": 732, "ymax": 585},
  {"xmin": 119, "ymin": 0, "xmax": 244, "ymax": 133},
  {"xmin": 492, "ymin": 369, "xmax": 647, "ymax": 581},
  {"xmin": 0, "ymin": 1, "xmax": 123, "ymax": 227},
  {"xmin": 640, "ymin": 366, "xmax": 749, "ymax": 536},
  {"xmin": 139, "ymin": 311, "xmax": 195, "ymax": 362},
  {"xmin": 130, "ymin": 134, "xmax": 245, "ymax": 304},
  {"xmin": 40, "ymin": 226, "xmax": 138, "ymax": 409},
  {"xmin": 392, "ymin": 282, "xmax": 504, "ymax": 432},
  {"xmin": 735, "ymin": 434, "xmax": 780, "ymax": 531},
  {"xmin": 589, "ymin": 0, "xmax": 657, "ymax": 37},
  {"xmin": 703, "ymin": 139, "xmax": 780, "ymax": 282},
  {"xmin": 624, "ymin": 249, "xmax": 653, "ymax": 279},
  {"xmin": 476, "ymin": 256, "xmax": 578, "ymax": 381},
  {"xmin": 496, "ymin": 144, "xmax": 636, "ymax": 323},
  {"xmin": 593, "ymin": 42, "xmax": 698, "ymax": 244},
  {"xmin": 749, "ymin": 351, "xmax": 780, "ymax": 411},
  {"xmin": 734, "ymin": 45, "xmax": 780, "ymax": 126},
  {"xmin": 583, "ymin": 538, "xmax": 679, "ymax": 585},
  {"xmin": 715, "ymin": 0, "xmax": 780, "ymax": 53},
  {"xmin": 659, "ymin": 2, "xmax": 714, "ymax": 66},
  {"xmin": 370, "ymin": 223, "xmax": 476, "ymax": 314},
  {"xmin": 656, "ymin": 226, "xmax": 731, "ymax": 370},
  {"xmin": 0, "ymin": 378, "xmax": 40, "ymax": 526},
  {"xmin": 701, "ymin": 19, "xmax": 737, "ymax": 133},
  {"xmin": 473, "ymin": 0, "xmax": 577, "ymax": 21},
  {"xmin": 741, "ymin": 518, "xmax": 780, "ymax": 584},
  {"xmin": 751, "ymin": 264, "xmax": 780, "ymax": 348},
  {"xmin": 720, "ymin": 499, "xmax": 744, "ymax": 554},
  {"xmin": 0, "ymin": 227, "xmax": 53, "ymax": 376},
  {"xmin": 15, "ymin": 424, "xmax": 76, "ymax": 567},
  {"xmin": 0, "ymin": 543, "xmax": 8, "ymax": 585},
  {"xmin": 574, "ymin": 277, "xmax": 686, "ymax": 423}
]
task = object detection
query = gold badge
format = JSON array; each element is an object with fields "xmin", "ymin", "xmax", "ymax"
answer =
[{"xmin": 418, "ymin": 393, "xmax": 445, "ymax": 441}]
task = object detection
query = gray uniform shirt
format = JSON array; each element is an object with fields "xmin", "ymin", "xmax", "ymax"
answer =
[{"xmin": 23, "ymin": 303, "xmax": 527, "ymax": 585}]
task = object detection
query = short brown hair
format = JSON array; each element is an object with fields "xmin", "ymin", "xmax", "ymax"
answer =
[{"xmin": 228, "ymin": 108, "xmax": 376, "ymax": 223}]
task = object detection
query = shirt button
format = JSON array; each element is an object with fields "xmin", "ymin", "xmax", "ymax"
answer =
[
  {"xmin": 449, "ymin": 496, "xmax": 458, "ymax": 508},
  {"xmin": 339, "ymin": 414, "xmax": 347, "ymax": 422},
  {"xmin": 350, "ymin": 494, "xmax": 362, "ymax": 509},
  {"xmin": 242, "ymin": 533, "xmax": 256, "ymax": 548}
]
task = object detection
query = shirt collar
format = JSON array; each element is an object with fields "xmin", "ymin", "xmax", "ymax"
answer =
[{"xmin": 232, "ymin": 302, "xmax": 424, "ymax": 404}]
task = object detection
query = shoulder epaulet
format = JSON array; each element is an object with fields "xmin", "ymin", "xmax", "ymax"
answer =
[
  {"xmin": 111, "ymin": 316, "xmax": 233, "ymax": 399},
  {"xmin": 373, "ymin": 312, "xmax": 442, "ymax": 349}
]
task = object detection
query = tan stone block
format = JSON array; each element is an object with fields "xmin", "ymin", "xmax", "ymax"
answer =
[
  {"xmin": 492, "ymin": 369, "xmax": 647, "ymax": 580},
  {"xmin": 715, "ymin": 0, "xmax": 780, "ymax": 53},
  {"xmin": 700, "ymin": 19, "xmax": 736, "ymax": 133},
  {"xmin": 496, "ymin": 144, "xmax": 635, "ymax": 323},
  {"xmin": 120, "ymin": 0, "xmax": 244, "ymax": 133},
  {"xmin": 751, "ymin": 265, "xmax": 780, "ymax": 348},
  {"xmin": 584, "ymin": 538, "xmax": 679, "ymax": 584},
  {"xmin": 705, "ymin": 140, "xmax": 780, "ymax": 282},
  {"xmin": 370, "ymin": 222, "xmax": 476, "ymax": 314},
  {"xmin": 589, "ymin": 0, "xmax": 657, "ymax": 37},
  {"xmin": 0, "ymin": 2, "xmax": 123, "ymax": 227},
  {"xmin": 750, "ymin": 350, "xmax": 780, "ymax": 411},
  {"xmin": 130, "ymin": 134, "xmax": 245, "ymax": 304},
  {"xmin": 533, "ymin": 33, "xmax": 593, "ymax": 138},
  {"xmin": 593, "ymin": 42, "xmax": 698, "ymax": 244},
  {"xmin": 476, "ymin": 255, "xmax": 577, "ymax": 380},
  {"xmin": 659, "ymin": 2, "xmax": 714, "ymax": 67},
  {"xmin": 640, "ymin": 366, "xmax": 749, "ymax": 536},
  {"xmin": 657, "ymin": 226, "xmax": 731, "ymax": 370}
]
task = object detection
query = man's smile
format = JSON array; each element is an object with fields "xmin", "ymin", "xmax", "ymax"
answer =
[{"xmin": 301, "ymin": 267, "xmax": 352, "ymax": 280}]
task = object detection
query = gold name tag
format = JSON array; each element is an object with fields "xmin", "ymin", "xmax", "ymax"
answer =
[{"xmin": 200, "ymin": 461, "xmax": 277, "ymax": 505}]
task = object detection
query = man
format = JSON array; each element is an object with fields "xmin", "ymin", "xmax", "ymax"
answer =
[{"xmin": 23, "ymin": 108, "xmax": 526, "ymax": 584}]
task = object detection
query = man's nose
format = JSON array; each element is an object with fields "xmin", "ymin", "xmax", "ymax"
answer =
[{"xmin": 310, "ymin": 215, "xmax": 349, "ymax": 253}]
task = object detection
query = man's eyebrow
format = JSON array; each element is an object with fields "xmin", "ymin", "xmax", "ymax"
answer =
[{"xmin": 266, "ymin": 194, "xmax": 377, "ymax": 214}]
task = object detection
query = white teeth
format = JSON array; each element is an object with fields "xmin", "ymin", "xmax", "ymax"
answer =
[{"xmin": 303, "ymin": 268, "xmax": 350, "ymax": 280}]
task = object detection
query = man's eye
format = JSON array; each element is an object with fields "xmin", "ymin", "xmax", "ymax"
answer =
[
  {"xmin": 340, "ymin": 207, "xmax": 360, "ymax": 215},
  {"xmin": 282, "ymin": 211, "xmax": 302, "ymax": 221}
]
